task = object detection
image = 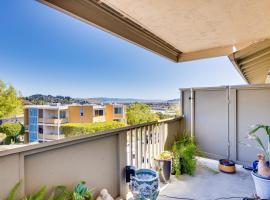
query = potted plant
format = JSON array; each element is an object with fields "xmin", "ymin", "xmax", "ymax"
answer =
[
  {"xmin": 154, "ymin": 151, "xmax": 173, "ymax": 183},
  {"xmin": 249, "ymin": 124, "xmax": 270, "ymax": 199},
  {"xmin": 172, "ymin": 133, "xmax": 197, "ymax": 177}
]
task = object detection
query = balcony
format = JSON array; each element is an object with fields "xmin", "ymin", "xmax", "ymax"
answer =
[
  {"xmin": 38, "ymin": 118, "xmax": 68, "ymax": 124},
  {"xmin": 1, "ymin": 85, "xmax": 270, "ymax": 199}
]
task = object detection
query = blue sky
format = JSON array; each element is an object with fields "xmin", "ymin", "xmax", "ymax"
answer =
[{"xmin": 0, "ymin": 0, "xmax": 245, "ymax": 99}]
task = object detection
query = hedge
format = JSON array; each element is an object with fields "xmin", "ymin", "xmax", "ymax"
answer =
[{"xmin": 61, "ymin": 121, "xmax": 126, "ymax": 137}]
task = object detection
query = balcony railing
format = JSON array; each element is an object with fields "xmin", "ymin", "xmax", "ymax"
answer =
[
  {"xmin": 0, "ymin": 117, "xmax": 183, "ymax": 199},
  {"xmin": 127, "ymin": 120, "xmax": 168, "ymax": 169}
]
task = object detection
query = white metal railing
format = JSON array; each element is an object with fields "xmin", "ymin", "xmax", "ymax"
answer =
[{"xmin": 126, "ymin": 121, "xmax": 168, "ymax": 169}]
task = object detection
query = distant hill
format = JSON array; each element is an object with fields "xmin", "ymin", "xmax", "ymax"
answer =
[
  {"xmin": 24, "ymin": 94, "xmax": 179, "ymax": 105},
  {"xmin": 84, "ymin": 97, "xmax": 176, "ymax": 104},
  {"xmin": 24, "ymin": 94, "xmax": 76, "ymax": 105}
]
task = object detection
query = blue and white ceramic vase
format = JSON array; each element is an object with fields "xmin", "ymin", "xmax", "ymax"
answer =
[{"xmin": 130, "ymin": 168, "xmax": 159, "ymax": 200}]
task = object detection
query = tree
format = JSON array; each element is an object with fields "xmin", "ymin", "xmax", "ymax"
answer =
[
  {"xmin": 126, "ymin": 102, "xmax": 159, "ymax": 125},
  {"xmin": 0, "ymin": 122, "xmax": 25, "ymax": 144},
  {"xmin": 0, "ymin": 80, "xmax": 23, "ymax": 119}
]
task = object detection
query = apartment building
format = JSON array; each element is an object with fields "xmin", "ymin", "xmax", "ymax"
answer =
[{"xmin": 24, "ymin": 103, "xmax": 126, "ymax": 143}]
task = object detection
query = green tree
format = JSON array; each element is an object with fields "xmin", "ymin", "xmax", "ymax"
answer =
[
  {"xmin": 0, "ymin": 80, "xmax": 23, "ymax": 119},
  {"xmin": 0, "ymin": 122, "xmax": 25, "ymax": 144},
  {"xmin": 126, "ymin": 102, "xmax": 159, "ymax": 125}
]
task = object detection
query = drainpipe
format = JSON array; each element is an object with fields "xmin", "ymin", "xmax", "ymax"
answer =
[{"xmin": 190, "ymin": 88, "xmax": 195, "ymax": 138}]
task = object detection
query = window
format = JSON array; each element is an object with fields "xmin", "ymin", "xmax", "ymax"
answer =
[
  {"xmin": 95, "ymin": 109, "xmax": 104, "ymax": 116},
  {"xmin": 60, "ymin": 111, "xmax": 66, "ymax": 119},
  {"xmin": 80, "ymin": 108, "xmax": 84, "ymax": 116},
  {"xmin": 38, "ymin": 109, "xmax": 43, "ymax": 118},
  {"xmin": 38, "ymin": 125, "xmax": 43, "ymax": 134},
  {"xmin": 114, "ymin": 107, "xmax": 123, "ymax": 114}
]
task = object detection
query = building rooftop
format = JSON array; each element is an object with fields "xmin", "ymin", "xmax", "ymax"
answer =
[{"xmin": 24, "ymin": 104, "xmax": 69, "ymax": 110}]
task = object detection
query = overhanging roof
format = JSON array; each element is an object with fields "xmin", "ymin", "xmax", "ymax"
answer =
[
  {"xmin": 229, "ymin": 39, "xmax": 270, "ymax": 84},
  {"xmin": 40, "ymin": 0, "xmax": 270, "ymax": 83}
]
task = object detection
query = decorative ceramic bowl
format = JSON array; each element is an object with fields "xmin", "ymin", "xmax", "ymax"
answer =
[{"xmin": 130, "ymin": 168, "xmax": 159, "ymax": 200}]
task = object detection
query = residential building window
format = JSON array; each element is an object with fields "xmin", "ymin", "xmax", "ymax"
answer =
[
  {"xmin": 38, "ymin": 109, "xmax": 43, "ymax": 118},
  {"xmin": 38, "ymin": 125, "xmax": 43, "ymax": 134},
  {"xmin": 114, "ymin": 107, "xmax": 123, "ymax": 114},
  {"xmin": 60, "ymin": 111, "xmax": 66, "ymax": 119},
  {"xmin": 80, "ymin": 108, "xmax": 84, "ymax": 116},
  {"xmin": 95, "ymin": 109, "xmax": 104, "ymax": 116}
]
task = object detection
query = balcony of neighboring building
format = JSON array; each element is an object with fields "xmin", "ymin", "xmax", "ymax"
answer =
[
  {"xmin": 38, "ymin": 109, "xmax": 68, "ymax": 125},
  {"xmin": 113, "ymin": 106, "xmax": 125, "ymax": 118},
  {"xmin": 93, "ymin": 108, "xmax": 106, "ymax": 122},
  {"xmin": 38, "ymin": 125, "xmax": 64, "ymax": 141}
]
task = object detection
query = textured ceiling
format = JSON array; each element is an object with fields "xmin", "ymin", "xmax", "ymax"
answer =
[
  {"xmin": 102, "ymin": 0, "xmax": 270, "ymax": 53},
  {"xmin": 41, "ymin": 0, "xmax": 270, "ymax": 83}
]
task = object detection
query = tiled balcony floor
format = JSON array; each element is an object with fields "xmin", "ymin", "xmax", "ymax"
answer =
[{"xmin": 158, "ymin": 157, "xmax": 255, "ymax": 200}]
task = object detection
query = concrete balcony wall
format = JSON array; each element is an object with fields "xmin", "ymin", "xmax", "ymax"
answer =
[
  {"xmin": 113, "ymin": 113, "xmax": 125, "ymax": 119},
  {"xmin": 93, "ymin": 116, "xmax": 106, "ymax": 123},
  {"xmin": 0, "ymin": 117, "xmax": 183, "ymax": 199},
  {"xmin": 38, "ymin": 118, "xmax": 68, "ymax": 124}
]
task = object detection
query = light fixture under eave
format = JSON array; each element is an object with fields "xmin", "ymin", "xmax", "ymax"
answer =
[{"xmin": 232, "ymin": 46, "xmax": 237, "ymax": 53}]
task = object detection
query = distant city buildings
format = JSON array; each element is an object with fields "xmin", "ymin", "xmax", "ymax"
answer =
[{"xmin": 24, "ymin": 103, "xmax": 126, "ymax": 143}]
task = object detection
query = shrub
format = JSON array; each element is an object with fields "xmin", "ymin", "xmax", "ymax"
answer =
[
  {"xmin": 172, "ymin": 131, "xmax": 197, "ymax": 176},
  {"xmin": 0, "ymin": 122, "xmax": 24, "ymax": 137},
  {"xmin": 0, "ymin": 122, "xmax": 24, "ymax": 144},
  {"xmin": 61, "ymin": 121, "xmax": 126, "ymax": 137}
]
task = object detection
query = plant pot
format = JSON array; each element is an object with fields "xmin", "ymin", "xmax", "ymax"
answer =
[
  {"xmin": 130, "ymin": 168, "xmax": 159, "ymax": 200},
  {"xmin": 251, "ymin": 171, "xmax": 270, "ymax": 199},
  {"xmin": 154, "ymin": 158, "xmax": 172, "ymax": 183},
  {"xmin": 218, "ymin": 159, "xmax": 236, "ymax": 174}
]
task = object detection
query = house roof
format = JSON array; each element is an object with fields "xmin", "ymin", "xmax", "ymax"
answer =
[{"xmin": 40, "ymin": 0, "xmax": 270, "ymax": 84}]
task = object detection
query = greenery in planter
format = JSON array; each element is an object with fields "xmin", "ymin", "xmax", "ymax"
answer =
[
  {"xmin": 61, "ymin": 121, "xmax": 126, "ymax": 137},
  {"xmin": 172, "ymin": 132, "xmax": 198, "ymax": 176},
  {"xmin": 6, "ymin": 181, "xmax": 93, "ymax": 200},
  {"xmin": 6, "ymin": 181, "xmax": 47, "ymax": 200},
  {"xmin": 0, "ymin": 122, "xmax": 25, "ymax": 144},
  {"xmin": 248, "ymin": 124, "xmax": 270, "ymax": 161},
  {"xmin": 155, "ymin": 151, "xmax": 173, "ymax": 160}
]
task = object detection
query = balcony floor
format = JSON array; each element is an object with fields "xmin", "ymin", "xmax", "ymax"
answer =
[{"xmin": 158, "ymin": 157, "xmax": 255, "ymax": 200}]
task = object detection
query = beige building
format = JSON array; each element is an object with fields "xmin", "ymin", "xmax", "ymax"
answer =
[{"xmin": 24, "ymin": 103, "xmax": 126, "ymax": 142}]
